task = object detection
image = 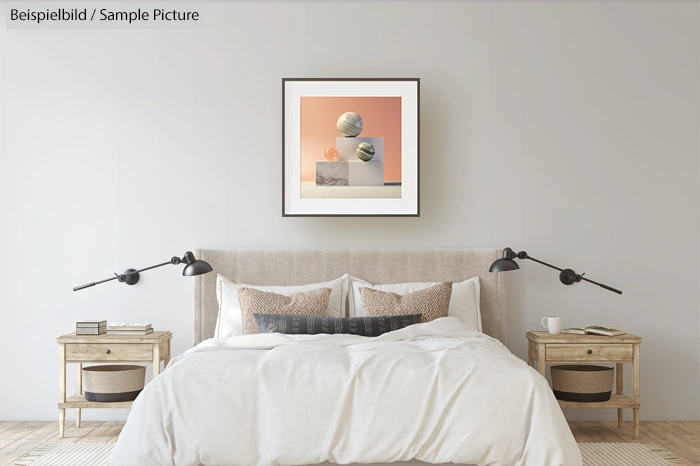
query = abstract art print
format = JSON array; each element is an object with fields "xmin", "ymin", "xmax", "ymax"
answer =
[{"xmin": 283, "ymin": 79, "xmax": 419, "ymax": 216}]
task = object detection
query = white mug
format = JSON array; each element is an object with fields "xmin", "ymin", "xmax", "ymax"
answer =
[{"xmin": 542, "ymin": 316, "xmax": 562, "ymax": 335}]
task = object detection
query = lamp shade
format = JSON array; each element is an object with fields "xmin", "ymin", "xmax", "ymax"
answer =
[
  {"xmin": 489, "ymin": 258, "xmax": 520, "ymax": 273},
  {"xmin": 182, "ymin": 260, "xmax": 213, "ymax": 276}
]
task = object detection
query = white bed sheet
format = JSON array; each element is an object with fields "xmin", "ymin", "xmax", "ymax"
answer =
[
  {"xmin": 112, "ymin": 318, "xmax": 581, "ymax": 466},
  {"xmin": 311, "ymin": 462, "xmax": 476, "ymax": 466}
]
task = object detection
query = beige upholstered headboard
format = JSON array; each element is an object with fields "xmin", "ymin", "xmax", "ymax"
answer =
[{"xmin": 193, "ymin": 249, "xmax": 506, "ymax": 346}]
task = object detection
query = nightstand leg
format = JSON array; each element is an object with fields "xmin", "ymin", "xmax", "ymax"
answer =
[
  {"xmin": 153, "ymin": 343, "xmax": 161, "ymax": 377},
  {"xmin": 164, "ymin": 339, "xmax": 171, "ymax": 369},
  {"xmin": 633, "ymin": 343, "xmax": 640, "ymax": 439},
  {"xmin": 59, "ymin": 408, "xmax": 65, "ymax": 438},
  {"xmin": 537, "ymin": 344, "xmax": 546, "ymax": 378},
  {"xmin": 616, "ymin": 363, "xmax": 623, "ymax": 428},
  {"xmin": 58, "ymin": 343, "xmax": 66, "ymax": 438},
  {"xmin": 76, "ymin": 363, "xmax": 82, "ymax": 428}
]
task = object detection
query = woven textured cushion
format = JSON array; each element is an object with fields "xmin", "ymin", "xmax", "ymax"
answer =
[
  {"xmin": 238, "ymin": 287, "xmax": 332, "ymax": 334},
  {"xmin": 348, "ymin": 276, "xmax": 481, "ymax": 331},
  {"xmin": 254, "ymin": 314, "xmax": 422, "ymax": 337},
  {"xmin": 215, "ymin": 274, "xmax": 349, "ymax": 338},
  {"xmin": 360, "ymin": 282, "xmax": 453, "ymax": 323}
]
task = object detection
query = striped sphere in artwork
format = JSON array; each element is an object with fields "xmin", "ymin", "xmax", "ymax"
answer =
[
  {"xmin": 356, "ymin": 142, "xmax": 375, "ymax": 161},
  {"xmin": 336, "ymin": 112, "xmax": 364, "ymax": 137}
]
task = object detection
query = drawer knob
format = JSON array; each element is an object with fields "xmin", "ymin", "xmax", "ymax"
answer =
[
  {"xmin": 105, "ymin": 349, "xmax": 111, "ymax": 355},
  {"xmin": 587, "ymin": 349, "xmax": 593, "ymax": 355}
]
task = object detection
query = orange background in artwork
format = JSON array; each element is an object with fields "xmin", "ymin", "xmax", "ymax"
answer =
[{"xmin": 300, "ymin": 97, "xmax": 402, "ymax": 182}]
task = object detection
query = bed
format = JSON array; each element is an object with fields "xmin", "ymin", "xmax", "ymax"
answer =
[{"xmin": 111, "ymin": 249, "xmax": 581, "ymax": 466}]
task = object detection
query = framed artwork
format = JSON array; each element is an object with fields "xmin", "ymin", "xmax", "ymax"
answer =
[{"xmin": 283, "ymin": 78, "xmax": 420, "ymax": 217}]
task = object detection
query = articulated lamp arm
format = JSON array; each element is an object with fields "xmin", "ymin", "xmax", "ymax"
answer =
[
  {"xmin": 490, "ymin": 247, "xmax": 622, "ymax": 295},
  {"xmin": 73, "ymin": 251, "xmax": 212, "ymax": 291}
]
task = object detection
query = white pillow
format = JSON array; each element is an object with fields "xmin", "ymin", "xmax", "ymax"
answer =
[
  {"xmin": 215, "ymin": 274, "xmax": 349, "ymax": 338},
  {"xmin": 348, "ymin": 276, "xmax": 482, "ymax": 331}
]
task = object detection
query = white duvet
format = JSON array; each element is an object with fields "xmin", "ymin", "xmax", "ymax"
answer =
[{"xmin": 112, "ymin": 318, "xmax": 581, "ymax": 466}]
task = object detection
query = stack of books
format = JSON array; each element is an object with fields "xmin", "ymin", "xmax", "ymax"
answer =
[
  {"xmin": 76, "ymin": 320, "xmax": 107, "ymax": 335},
  {"xmin": 561, "ymin": 325, "xmax": 626, "ymax": 336},
  {"xmin": 107, "ymin": 323, "xmax": 153, "ymax": 336}
]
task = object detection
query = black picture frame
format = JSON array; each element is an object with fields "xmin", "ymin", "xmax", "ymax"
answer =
[{"xmin": 282, "ymin": 78, "xmax": 420, "ymax": 217}]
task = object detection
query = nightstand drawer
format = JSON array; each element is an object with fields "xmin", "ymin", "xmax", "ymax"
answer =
[
  {"xmin": 546, "ymin": 344, "xmax": 633, "ymax": 362},
  {"xmin": 65, "ymin": 343, "xmax": 153, "ymax": 362}
]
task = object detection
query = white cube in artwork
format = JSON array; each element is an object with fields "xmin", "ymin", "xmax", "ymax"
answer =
[
  {"xmin": 348, "ymin": 161, "xmax": 384, "ymax": 186},
  {"xmin": 316, "ymin": 161, "xmax": 384, "ymax": 186},
  {"xmin": 336, "ymin": 137, "xmax": 384, "ymax": 162}
]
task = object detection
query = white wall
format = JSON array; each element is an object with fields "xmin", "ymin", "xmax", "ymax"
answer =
[{"xmin": 1, "ymin": 1, "xmax": 698, "ymax": 422}]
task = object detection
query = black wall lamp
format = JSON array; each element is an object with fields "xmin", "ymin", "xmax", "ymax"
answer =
[
  {"xmin": 489, "ymin": 247, "xmax": 622, "ymax": 295},
  {"xmin": 73, "ymin": 251, "xmax": 213, "ymax": 291}
]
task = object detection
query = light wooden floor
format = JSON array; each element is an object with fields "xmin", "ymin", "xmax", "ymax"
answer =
[
  {"xmin": 569, "ymin": 421, "xmax": 700, "ymax": 466},
  {"xmin": 0, "ymin": 421, "xmax": 698, "ymax": 465},
  {"xmin": 0, "ymin": 421, "xmax": 122, "ymax": 466}
]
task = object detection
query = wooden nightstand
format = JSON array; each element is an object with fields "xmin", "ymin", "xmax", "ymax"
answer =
[
  {"xmin": 56, "ymin": 331, "xmax": 172, "ymax": 438},
  {"xmin": 526, "ymin": 331, "xmax": 641, "ymax": 438}
]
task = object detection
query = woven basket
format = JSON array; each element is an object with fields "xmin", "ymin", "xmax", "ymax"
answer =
[
  {"xmin": 83, "ymin": 365, "xmax": 145, "ymax": 402},
  {"xmin": 551, "ymin": 365, "xmax": 614, "ymax": 402}
]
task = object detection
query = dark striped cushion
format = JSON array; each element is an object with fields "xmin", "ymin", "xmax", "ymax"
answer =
[{"xmin": 253, "ymin": 314, "xmax": 422, "ymax": 337}]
